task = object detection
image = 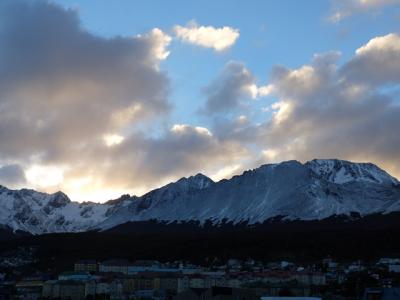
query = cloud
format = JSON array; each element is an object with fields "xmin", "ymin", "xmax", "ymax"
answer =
[
  {"xmin": 249, "ymin": 34, "xmax": 400, "ymax": 178},
  {"xmin": 0, "ymin": 0, "xmax": 171, "ymax": 163},
  {"xmin": 0, "ymin": 164, "xmax": 27, "ymax": 187},
  {"xmin": 0, "ymin": 0, "xmax": 173, "ymax": 198},
  {"xmin": 201, "ymin": 62, "xmax": 268, "ymax": 115},
  {"xmin": 174, "ymin": 21, "xmax": 239, "ymax": 51},
  {"xmin": 341, "ymin": 33, "xmax": 400, "ymax": 85},
  {"xmin": 0, "ymin": 0, "xmax": 251, "ymax": 202},
  {"xmin": 59, "ymin": 124, "xmax": 249, "ymax": 200},
  {"xmin": 329, "ymin": 0, "xmax": 400, "ymax": 22},
  {"xmin": 2, "ymin": 0, "xmax": 400, "ymax": 202}
]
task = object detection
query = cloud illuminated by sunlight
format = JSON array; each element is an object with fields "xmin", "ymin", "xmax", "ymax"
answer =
[
  {"xmin": 103, "ymin": 134, "xmax": 125, "ymax": 147},
  {"xmin": 25, "ymin": 165, "xmax": 64, "ymax": 188}
]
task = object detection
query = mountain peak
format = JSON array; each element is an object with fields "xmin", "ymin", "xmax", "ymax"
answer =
[
  {"xmin": 47, "ymin": 191, "xmax": 71, "ymax": 208},
  {"xmin": 176, "ymin": 173, "xmax": 214, "ymax": 189},
  {"xmin": 305, "ymin": 159, "xmax": 398, "ymax": 185}
]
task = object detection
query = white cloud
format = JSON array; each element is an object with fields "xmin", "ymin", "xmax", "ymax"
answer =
[
  {"xmin": 342, "ymin": 33, "xmax": 400, "ymax": 85},
  {"xmin": 138, "ymin": 28, "xmax": 172, "ymax": 62},
  {"xmin": 355, "ymin": 33, "xmax": 400, "ymax": 55},
  {"xmin": 257, "ymin": 84, "xmax": 275, "ymax": 97},
  {"xmin": 26, "ymin": 165, "xmax": 64, "ymax": 188},
  {"xmin": 249, "ymin": 34, "xmax": 400, "ymax": 178},
  {"xmin": 174, "ymin": 21, "xmax": 239, "ymax": 51},
  {"xmin": 210, "ymin": 164, "xmax": 242, "ymax": 181},
  {"xmin": 171, "ymin": 124, "xmax": 213, "ymax": 136},
  {"xmin": 329, "ymin": 0, "xmax": 400, "ymax": 22},
  {"xmin": 103, "ymin": 134, "xmax": 125, "ymax": 147}
]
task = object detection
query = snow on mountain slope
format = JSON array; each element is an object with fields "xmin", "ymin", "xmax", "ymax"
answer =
[
  {"xmin": 97, "ymin": 173, "xmax": 214, "ymax": 230},
  {"xmin": 97, "ymin": 159, "xmax": 400, "ymax": 230},
  {"xmin": 1, "ymin": 159, "xmax": 399, "ymax": 234},
  {"xmin": 306, "ymin": 159, "xmax": 398, "ymax": 185},
  {"xmin": 0, "ymin": 186, "xmax": 130, "ymax": 234}
]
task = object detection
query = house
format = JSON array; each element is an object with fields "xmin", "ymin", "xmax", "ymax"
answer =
[
  {"xmin": 362, "ymin": 288, "xmax": 400, "ymax": 300},
  {"xmin": 15, "ymin": 280, "xmax": 43, "ymax": 300},
  {"xmin": 127, "ymin": 260, "xmax": 161, "ymax": 274},
  {"xmin": 42, "ymin": 280, "xmax": 86, "ymax": 300},
  {"xmin": 134, "ymin": 288, "xmax": 167, "ymax": 299},
  {"xmin": 294, "ymin": 272, "xmax": 326, "ymax": 286},
  {"xmin": 58, "ymin": 271, "xmax": 93, "ymax": 281},
  {"xmin": 156, "ymin": 273, "xmax": 181, "ymax": 292},
  {"xmin": 261, "ymin": 298, "xmax": 321, "ymax": 300},
  {"xmin": 174, "ymin": 287, "xmax": 207, "ymax": 300},
  {"xmin": 174, "ymin": 286, "xmax": 259, "ymax": 300},
  {"xmin": 74, "ymin": 259, "xmax": 98, "ymax": 272},
  {"xmin": 389, "ymin": 265, "xmax": 400, "ymax": 273},
  {"xmin": 259, "ymin": 271, "xmax": 294, "ymax": 284},
  {"xmin": 108, "ymin": 279, "xmax": 124, "ymax": 299},
  {"xmin": 84, "ymin": 280, "xmax": 96, "ymax": 297},
  {"xmin": 99, "ymin": 259, "xmax": 133, "ymax": 274},
  {"xmin": 378, "ymin": 258, "xmax": 400, "ymax": 266},
  {"xmin": 82, "ymin": 279, "xmax": 123, "ymax": 299},
  {"xmin": 95, "ymin": 281, "xmax": 111, "ymax": 295},
  {"xmin": 0, "ymin": 283, "xmax": 13, "ymax": 300}
]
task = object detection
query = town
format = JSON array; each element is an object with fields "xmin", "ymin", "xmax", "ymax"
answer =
[{"xmin": 1, "ymin": 251, "xmax": 400, "ymax": 300}]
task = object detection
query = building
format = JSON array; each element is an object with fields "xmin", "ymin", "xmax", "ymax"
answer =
[
  {"xmin": 74, "ymin": 259, "xmax": 98, "ymax": 272},
  {"xmin": 95, "ymin": 281, "xmax": 111, "ymax": 295},
  {"xmin": 99, "ymin": 259, "xmax": 133, "ymax": 274},
  {"xmin": 42, "ymin": 280, "xmax": 85, "ymax": 300},
  {"xmin": 378, "ymin": 258, "xmax": 400, "ymax": 265},
  {"xmin": 174, "ymin": 286, "xmax": 259, "ymax": 300},
  {"xmin": 156, "ymin": 273, "xmax": 181, "ymax": 292},
  {"xmin": 261, "ymin": 298, "xmax": 321, "ymax": 300},
  {"xmin": 127, "ymin": 260, "xmax": 161, "ymax": 274},
  {"xmin": 362, "ymin": 288, "xmax": 400, "ymax": 300},
  {"xmin": 58, "ymin": 271, "xmax": 93, "ymax": 281},
  {"xmin": 15, "ymin": 280, "xmax": 43, "ymax": 300},
  {"xmin": 389, "ymin": 265, "xmax": 400, "ymax": 273},
  {"xmin": 295, "ymin": 272, "xmax": 326, "ymax": 286}
]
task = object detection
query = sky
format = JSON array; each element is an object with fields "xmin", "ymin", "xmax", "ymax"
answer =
[{"xmin": 0, "ymin": 0, "xmax": 399, "ymax": 202}]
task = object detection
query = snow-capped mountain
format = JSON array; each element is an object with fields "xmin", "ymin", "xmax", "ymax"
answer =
[
  {"xmin": 306, "ymin": 159, "xmax": 398, "ymax": 185},
  {"xmin": 98, "ymin": 159, "xmax": 400, "ymax": 229},
  {"xmin": 1, "ymin": 159, "xmax": 400, "ymax": 234},
  {"xmin": 0, "ymin": 186, "xmax": 131, "ymax": 234}
]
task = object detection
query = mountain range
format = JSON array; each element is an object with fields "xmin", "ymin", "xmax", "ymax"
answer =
[{"xmin": 1, "ymin": 159, "xmax": 399, "ymax": 235}]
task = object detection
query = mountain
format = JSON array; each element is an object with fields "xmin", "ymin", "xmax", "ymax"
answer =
[
  {"xmin": 0, "ymin": 159, "xmax": 399, "ymax": 235},
  {"xmin": 0, "ymin": 186, "xmax": 130, "ymax": 234},
  {"xmin": 97, "ymin": 159, "xmax": 400, "ymax": 229}
]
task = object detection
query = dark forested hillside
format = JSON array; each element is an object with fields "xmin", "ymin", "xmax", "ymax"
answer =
[{"xmin": 1, "ymin": 213, "xmax": 400, "ymax": 272}]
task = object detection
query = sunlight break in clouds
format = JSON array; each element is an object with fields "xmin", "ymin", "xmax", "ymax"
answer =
[{"xmin": 174, "ymin": 21, "xmax": 239, "ymax": 51}]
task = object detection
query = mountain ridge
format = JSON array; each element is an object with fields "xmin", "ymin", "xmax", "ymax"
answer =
[{"xmin": 0, "ymin": 159, "xmax": 399, "ymax": 234}]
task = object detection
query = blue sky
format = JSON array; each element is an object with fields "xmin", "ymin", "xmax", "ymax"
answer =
[
  {"xmin": 53, "ymin": 0, "xmax": 400, "ymax": 127},
  {"xmin": 0, "ymin": 0, "xmax": 400, "ymax": 202}
]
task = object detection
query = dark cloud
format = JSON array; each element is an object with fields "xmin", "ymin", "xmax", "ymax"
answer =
[
  {"xmin": 0, "ymin": 0, "xmax": 171, "ymax": 163},
  {"xmin": 0, "ymin": 164, "xmax": 26, "ymax": 187},
  {"xmin": 201, "ymin": 62, "xmax": 257, "ymax": 114},
  {"xmin": 1, "ymin": 0, "xmax": 399, "ymax": 200},
  {"xmin": 0, "ymin": 0, "xmax": 251, "ymax": 200}
]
